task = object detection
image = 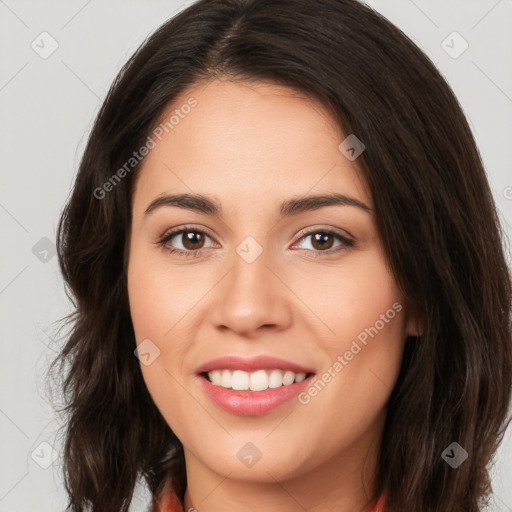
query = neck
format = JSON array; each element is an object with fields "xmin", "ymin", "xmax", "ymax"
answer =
[{"xmin": 182, "ymin": 412, "xmax": 384, "ymax": 512}]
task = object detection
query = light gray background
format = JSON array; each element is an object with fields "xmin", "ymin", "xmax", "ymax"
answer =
[{"xmin": 1, "ymin": 1, "xmax": 511, "ymax": 511}]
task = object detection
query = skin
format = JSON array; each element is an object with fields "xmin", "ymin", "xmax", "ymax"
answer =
[{"xmin": 127, "ymin": 78, "xmax": 421, "ymax": 512}]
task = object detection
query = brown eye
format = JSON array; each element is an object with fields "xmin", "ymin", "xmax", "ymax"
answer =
[
  {"xmin": 157, "ymin": 227, "xmax": 216, "ymax": 258},
  {"xmin": 293, "ymin": 228, "xmax": 355, "ymax": 257},
  {"xmin": 180, "ymin": 231, "xmax": 206, "ymax": 250},
  {"xmin": 310, "ymin": 232, "xmax": 335, "ymax": 251}
]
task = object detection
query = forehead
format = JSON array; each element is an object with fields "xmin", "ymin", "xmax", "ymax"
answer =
[{"xmin": 132, "ymin": 79, "xmax": 370, "ymax": 212}]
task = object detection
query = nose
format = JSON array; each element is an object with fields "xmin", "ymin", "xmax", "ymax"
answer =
[{"xmin": 208, "ymin": 245, "xmax": 293, "ymax": 337}]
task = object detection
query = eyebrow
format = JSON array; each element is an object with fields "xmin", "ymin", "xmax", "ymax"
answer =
[{"xmin": 144, "ymin": 192, "xmax": 372, "ymax": 218}]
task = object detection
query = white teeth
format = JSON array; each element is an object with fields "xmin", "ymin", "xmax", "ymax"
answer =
[
  {"xmin": 210, "ymin": 370, "xmax": 222, "ymax": 386},
  {"xmin": 206, "ymin": 369, "xmax": 309, "ymax": 391},
  {"xmin": 250, "ymin": 370, "xmax": 268, "ymax": 391},
  {"xmin": 221, "ymin": 369, "xmax": 231, "ymax": 388},
  {"xmin": 282, "ymin": 371, "xmax": 295, "ymax": 386},
  {"xmin": 295, "ymin": 372, "xmax": 306, "ymax": 382},
  {"xmin": 268, "ymin": 369, "xmax": 283, "ymax": 388},
  {"xmin": 231, "ymin": 370, "xmax": 249, "ymax": 390}
]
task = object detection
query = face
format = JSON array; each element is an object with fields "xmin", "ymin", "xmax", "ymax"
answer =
[{"xmin": 127, "ymin": 78, "xmax": 419, "ymax": 488}]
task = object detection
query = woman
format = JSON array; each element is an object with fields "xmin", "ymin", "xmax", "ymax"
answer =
[{"xmin": 49, "ymin": 0, "xmax": 512, "ymax": 511}]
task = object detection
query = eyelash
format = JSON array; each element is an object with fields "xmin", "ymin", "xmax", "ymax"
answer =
[{"xmin": 156, "ymin": 225, "xmax": 355, "ymax": 259}]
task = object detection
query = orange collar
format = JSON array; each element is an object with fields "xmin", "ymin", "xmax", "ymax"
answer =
[
  {"xmin": 160, "ymin": 484, "xmax": 386, "ymax": 512},
  {"xmin": 363, "ymin": 493, "xmax": 386, "ymax": 512},
  {"xmin": 159, "ymin": 485, "xmax": 183, "ymax": 512}
]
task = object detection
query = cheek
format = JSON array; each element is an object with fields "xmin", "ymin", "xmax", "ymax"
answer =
[
  {"xmin": 126, "ymin": 246, "xmax": 186, "ymax": 405},
  {"xmin": 127, "ymin": 246, "xmax": 194, "ymax": 343},
  {"xmin": 127, "ymin": 245, "xmax": 209, "ymax": 393},
  {"xmin": 127, "ymin": 250, "xmax": 198, "ymax": 434},
  {"xmin": 292, "ymin": 248, "xmax": 405, "ymax": 348},
  {"xmin": 293, "ymin": 250, "xmax": 407, "ymax": 411}
]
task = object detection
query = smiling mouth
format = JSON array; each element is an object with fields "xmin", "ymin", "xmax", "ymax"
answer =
[{"xmin": 200, "ymin": 369, "xmax": 316, "ymax": 392}]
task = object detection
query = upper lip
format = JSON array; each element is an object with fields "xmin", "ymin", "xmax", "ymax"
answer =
[{"xmin": 196, "ymin": 355, "xmax": 316, "ymax": 375}]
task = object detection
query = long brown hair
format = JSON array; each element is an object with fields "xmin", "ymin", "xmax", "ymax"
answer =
[{"xmin": 48, "ymin": 0, "xmax": 512, "ymax": 510}]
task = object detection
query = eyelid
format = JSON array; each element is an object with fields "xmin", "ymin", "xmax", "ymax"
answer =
[
  {"xmin": 158, "ymin": 225, "xmax": 351, "ymax": 243},
  {"xmin": 156, "ymin": 224, "xmax": 355, "ymax": 257},
  {"xmin": 292, "ymin": 224, "xmax": 354, "ymax": 244},
  {"xmin": 290, "ymin": 227, "xmax": 355, "ymax": 257},
  {"xmin": 157, "ymin": 224, "xmax": 219, "ymax": 248}
]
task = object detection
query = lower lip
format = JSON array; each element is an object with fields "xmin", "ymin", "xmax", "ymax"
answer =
[{"xmin": 198, "ymin": 374, "xmax": 314, "ymax": 416}]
